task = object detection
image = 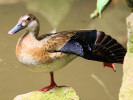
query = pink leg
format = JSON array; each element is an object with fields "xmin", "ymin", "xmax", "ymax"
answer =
[
  {"xmin": 103, "ymin": 62, "xmax": 116, "ymax": 72},
  {"xmin": 38, "ymin": 72, "xmax": 57, "ymax": 92}
]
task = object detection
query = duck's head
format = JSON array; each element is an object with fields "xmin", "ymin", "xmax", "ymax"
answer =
[{"xmin": 8, "ymin": 14, "xmax": 39, "ymax": 35}]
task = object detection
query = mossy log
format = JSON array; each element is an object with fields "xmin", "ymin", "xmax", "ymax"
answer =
[
  {"xmin": 119, "ymin": 13, "xmax": 133, "ymax": 100},
  {"xmin": 13, "ymin": 86, "xmax": 80, "ymax": 100}
]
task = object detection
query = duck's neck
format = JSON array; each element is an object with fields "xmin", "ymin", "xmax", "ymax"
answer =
[{"xmin": 28, "ymin": 24, "xmax": 40, "ymax": 38}]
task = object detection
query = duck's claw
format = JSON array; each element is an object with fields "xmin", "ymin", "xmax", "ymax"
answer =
[
  {"xmin": 38, "ymin": 84, "xmax": 57, "ymax": 92},
  {"xmin": 38, "ymin": 72, "xmax": 57, "ymax": 92},
  {"xmin": 103, "ymin": 62, "xmax": 116, "ymax": 72}
]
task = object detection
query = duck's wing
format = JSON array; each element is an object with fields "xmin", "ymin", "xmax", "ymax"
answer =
[{"xmin": 52, "ymin": 30, "xmax": 126, "ymax": 64}]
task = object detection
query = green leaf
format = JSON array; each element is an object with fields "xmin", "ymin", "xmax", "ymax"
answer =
[{"xmin": 97, "ymin": 0, "xmax": 109, "ymax": 18}]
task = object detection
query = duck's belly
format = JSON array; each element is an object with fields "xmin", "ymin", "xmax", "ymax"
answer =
[{"xmin": 19, "ymin": 53, "xmax": 77, "ymax": 72}]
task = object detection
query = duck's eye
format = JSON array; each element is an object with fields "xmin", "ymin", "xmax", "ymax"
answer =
[{"xmin": 27, "ymin": 17, "xmax": 31, "ymax": 21}]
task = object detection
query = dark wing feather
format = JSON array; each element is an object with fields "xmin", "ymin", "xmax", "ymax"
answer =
[
  {"xmin": 56, "ymin": 30, "xmax": 126, "ymax": 64},
  {"xmin": 55, "ymin": 30, "xmax": 97, "ymax": 56},
  {"xmin": 87, "ymin": 31, "xmax": 126, "ymax": 63},
  {"xmin": 58, "ymin": 39, "xmax": 84, "ymax": 56}
]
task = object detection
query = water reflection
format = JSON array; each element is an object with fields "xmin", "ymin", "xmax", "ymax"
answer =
[{"xmin": 0, "ymin": 0, "xmax": 129, "ymax": 100}]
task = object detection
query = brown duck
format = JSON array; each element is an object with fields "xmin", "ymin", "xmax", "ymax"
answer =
[{"xmin": 8, "ymin": 14, "xmax": 126, "ymax": 91}]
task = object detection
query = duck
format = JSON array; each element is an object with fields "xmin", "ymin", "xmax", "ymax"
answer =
[{"xmin": 8, "ymin": 14, "xmax": 126, "ymax": 91}]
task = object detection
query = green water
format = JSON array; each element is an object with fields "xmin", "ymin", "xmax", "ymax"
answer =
[{"xmin": 0, "ymin": 0, "xmax": 129, "ymax": 100}]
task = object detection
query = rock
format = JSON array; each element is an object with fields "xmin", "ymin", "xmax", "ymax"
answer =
[
  {"xmin": 119, "ymin": 13, "xmax": 133, "ymax": 100},
  {"xmin": 13, "ymin": 86, "xmax": 80, "ymax": 100}
]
